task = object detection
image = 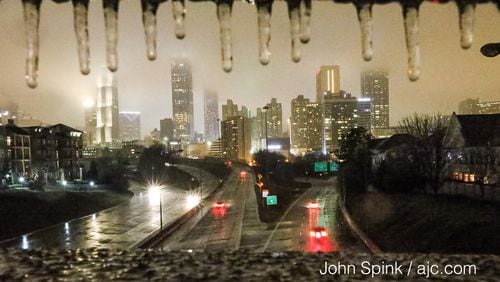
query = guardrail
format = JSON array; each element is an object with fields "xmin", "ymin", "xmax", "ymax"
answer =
[{"xmin": 337, "ymin": 188, "xmax": 382, "ymax": 254}]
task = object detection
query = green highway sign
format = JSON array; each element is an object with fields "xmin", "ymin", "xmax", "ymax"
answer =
[
  {"xmin": 330, "ymin": 162, "xmax": 339, "ymax": 172},
  {"xmin": 314, "ymin": 162, "xmax": 328, "ymax": 172},
  {"xmin": 266, "ymin": 195, "xmax": 278, "ymax": 205}
]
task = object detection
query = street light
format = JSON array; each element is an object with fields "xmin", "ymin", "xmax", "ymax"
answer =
[{"xmin": 149, "ymin": 183, "xmax": 164, "ymax": 230}]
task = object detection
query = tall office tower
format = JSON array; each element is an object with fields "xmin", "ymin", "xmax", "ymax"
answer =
[
  {"xmin": 96, "ymin": 71, "xmax": 120, "ymax": 145},
  {"xmin": 160, "ymin": 118, "xmax": 176, "ymax": 142},
  {"xmin": 83, "ymin": 100, "xmax": 97, "ymax": 146},
  {"xmin": 240, "ymin": 106, "xmax": 251, "ymax": 118},
  {"xmin": 204, "ymin": 90, "xmax": 219, "ymax": 142},
  {"xmin": 458, "ymin": 98, "xmax": 480, "ymax": 114},
  {"xmin": 316, "ymin": 65, "xmax": 340, "ymax": 103},
  {"xmin": 361, "ymin": 70, "xmax": 389, "ymax": 130},
  {"xmin": 265, "ymin": 98, "xmax": 283, "ymax": 138},
  {"xmin": 221, "ymin": 116, "xmax": 251, "ymax": 162},
  {"xmin": 119, "ymin": 112, "xmax": 141, "ymax": 142},
  {"xmin": 290, "ymin": 95, "xmax": 323, "ymax": 155},
  {"xmin": 222, "ymin": 99, "xmax": 239, "ymax": 121},
  {"xmin": 323, "ymin": 91, "xmax": 358, "ymax": 153},
  {"xmin": 356, "ymin": 97, "xmax": 372, "ymax": 131},
  {"xmin": 249, "ymin": 107, "xmax": 265, "ymax": 150},
  {"xmin": 171, "ymin": 59, "xmax": 194, "ymax": 143}
]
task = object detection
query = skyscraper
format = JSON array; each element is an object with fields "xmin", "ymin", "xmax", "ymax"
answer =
[
  {"xmin": 96, "ymin": 71, "xmax": 120, "ymax": 145},
  {"xmin": 316, "ymin": 65, "xmax": 340, "ymax": 103},
  {"xmin": 119, "ymin": 112, "xmax": 141, "ymax": 142},
  {"xmin": 204, "ymin": 90, "xmax": 219, "ymax": 142},
  {"xmin": 222, "ymin": 99, "xmax": 238, "ymax": 121},
  {"xmin": 361, "ymin": 70, "xmax": 389, "ymax": 130},
  {"xmin": 160, "ymin": 118, "xmax": 176, "ymax": 143},
  {"xmin": 83, "ymin": 100, "xmax": 97, "ymax": 146},
  {"xmin": 221, "ymin": 116, "xmax": 251, "ymax": 162},
  {"xmin": 171, "ymin": 59, "xmax": 194, "ymax": 143},
  {"xmin": 356, "ymin": 97, "xmax": 372, "ymax": 131},
  {"xmin": 290, "ymin": 95, "xmax": 323, "ymax": 155},
  {"xmin": 323, "ymin": 91, "xmax": 358, "ymax": 153},
  {"xmin": 265, "ymin": 98, "xmax": 282, "ymax": 138}
]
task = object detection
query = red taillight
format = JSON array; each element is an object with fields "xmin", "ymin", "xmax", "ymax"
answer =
[
  {"xmin": 309, "ymin": 231, "xmax": 315, "ymax": 237},
  {"xmin": 321, "ymin": 231, "xmax": 327, "ymax": 237}
]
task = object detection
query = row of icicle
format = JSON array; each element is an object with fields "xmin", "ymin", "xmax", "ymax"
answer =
[{"xmin": 21, "ymin": 0, "xmax": 482, "ymax": 88}]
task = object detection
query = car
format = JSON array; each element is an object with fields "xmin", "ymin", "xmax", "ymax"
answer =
[
  {"xmin": 213, "ymin": 201, "xmax": 226, "ymax": 209},
  {"xmin": 309, "ymin": 227, "xmax": 328, "ymax": 239},
  {"xmin": 306, "ymin": 201, "xmax": 320, "ymax": 209}
]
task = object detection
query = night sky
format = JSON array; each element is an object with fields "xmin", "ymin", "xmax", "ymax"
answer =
[{"xmin": 0, "ymin": 1, "xmax": 498, "ymax": 136}]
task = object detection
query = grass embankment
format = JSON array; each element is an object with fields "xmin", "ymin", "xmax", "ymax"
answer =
[
  {"xmin": 0, "ymin": 190, "xmax": 132, "ymax": 241},
  {"xmin": 349, "ymin": 192, "xmax": 500, "ymax": 254}
]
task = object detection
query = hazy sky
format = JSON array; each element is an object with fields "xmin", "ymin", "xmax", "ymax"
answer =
[{"xmin": 0, "ymin": 1, "xmax": 499, "ymax": 136}]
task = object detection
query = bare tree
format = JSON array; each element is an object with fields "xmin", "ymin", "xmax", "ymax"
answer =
[
  {"xmin": 397, "ymin": 113, "xmax": 448, "ymax": 194},
  {"xmin": 469, "ymin": 144, "xmax": 498, "ymax": 198}
]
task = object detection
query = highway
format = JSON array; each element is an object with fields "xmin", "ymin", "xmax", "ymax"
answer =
[
  {"xmin": 0, "ymin": 165, "xmax": 220, "ymax": 249},
  {"xmin": 156, "ymin": 167, "xmax": 365, "ymax": 253},
  {"xmin": 158, "ymin": 164, "xmax": 255, "ymax": 251}
]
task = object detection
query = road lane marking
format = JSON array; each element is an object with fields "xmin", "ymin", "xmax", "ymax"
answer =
[{"xmin": 260, "ymin": 187, "xmax": 311, "ymax": 252}]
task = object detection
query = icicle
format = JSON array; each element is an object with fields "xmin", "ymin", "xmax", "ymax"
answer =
[
  {"xmin": 287, "ymin": 1, "xmax": 301, "ymax": 63},
  {"xmin": 217, "ymin": 2, "xmax": 233, "ymax": 72},
  {"xmin": 357, "ymin": 3, "xmax": 373, "ymax": 61},
  {"xmin": 257, "ymin": 5, "xmax": 272, "ymax": 65},
  {"xmin": 403, "ymin": 6, "xmax": 420, "ymax": 81},
  {"xmin": 142, "ymin": 0, "xmax": 159, "ymax": 60},
  {"xmin": 172, "ymin": 0, "xmax": 186, "ymax": 39},
  {"xmin": 72, "ymin": 0, "xmax": 90, "ymax": 75},
  {"xmin": 103, "ymin": 0, "xmax": 119, "ymax": 72},
  {"xmin": 22, "ymin": 0, "xmax": 41, "ymax": 88},
  {"xmin": 299, "ymin": 0, "xmax": 311, "ymax": 44},
  {"xmin": 459, "ymin": 3, "xmax": 475, "ymax": 49}
]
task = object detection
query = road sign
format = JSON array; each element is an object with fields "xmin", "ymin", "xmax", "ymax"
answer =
[
  {"xmin": 266, "ymin": 195, "xmax": 277, "ymax": 205},
  {"xmin": 262, "ymin": 189, "xmax": 269, "ymax": 197},
  {"xmin": 330, "ymin": 162, "xmax": 339, "ymax": 172},
  {"xmin": 257, "ymin": 181, "xmax": 264, "ymax": 188},
  {"xmin": 314, "ymin": 162, "xmax": 328, "ymax": 172},
  {"xmin": 257, "ymin": 173, "xmax": 263, "ymax": 180}
]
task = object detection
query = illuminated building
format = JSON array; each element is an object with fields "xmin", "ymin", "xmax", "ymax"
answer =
[
  {"xmin": 221, "ymin": 116, "xmax": 251, "ymax": 161},
  {"xmin": 265, "ymin": 98, "xmax": 283, "ymax": 138},
  {"xmin": 316, "ymin": 65, "xmax": 340, "ymax": 103},
  {"xmin": 160, "ymin": 118, "xmax": 176, "ymax": 144},
  {"xmin": 361, "ymin": 70, "xmax": 389, "ymax": 130},
  {"xmin": 323, "ymin": 91, "xmax": 358, "ymax": 153},
  {"xmin": 204, "ymin": 90, "xmax": 219, "ymax": 142},
  {"xmin": 222, "ymin": 99, "xmax": 239, "ymax": 121},
  {"xmin": 459, "ymin": 98, "xmax": 500, "ymax": 114},
  {"xmin": 95, "ymin": 71, "xmax": 120, "ymax": 145},
  {"xmin": 290, "ymin": 95, "xmax": 323, "ymax": 155},
  {"xmin": 171, "ymin": 59, "xmax": 194, "ymax": 143}
]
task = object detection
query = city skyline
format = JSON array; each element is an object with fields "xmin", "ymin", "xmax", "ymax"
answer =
[{"xmin": 0, "ymin": 1, "xmax": 498, "ymax": 135}]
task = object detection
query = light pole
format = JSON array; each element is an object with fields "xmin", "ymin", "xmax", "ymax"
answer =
[
  {"xmin": 151, "ymin": 165, "xmax": 163, "ymax": 230},
  {"xmin": 263, "ymin": 105, "xmax": 269, "ymax": 178}
]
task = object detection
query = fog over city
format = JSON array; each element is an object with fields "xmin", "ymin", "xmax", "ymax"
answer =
[{"xmin": 0, "ymin": 0, "xmax": 498, "ymax": 135}]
